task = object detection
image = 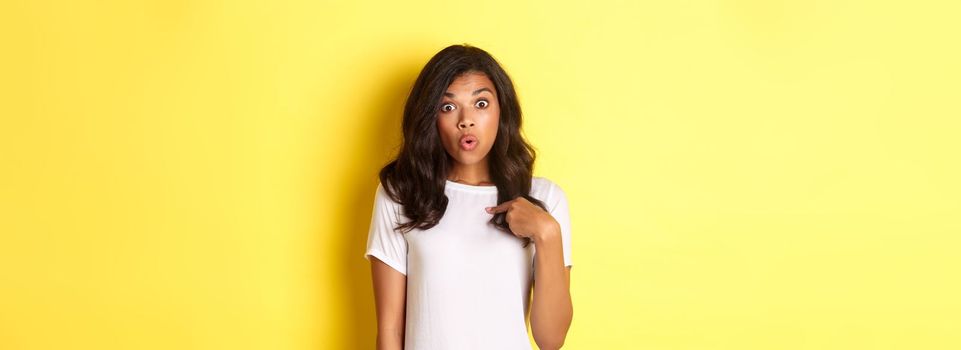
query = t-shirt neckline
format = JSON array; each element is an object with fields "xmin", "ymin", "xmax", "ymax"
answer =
[{"xmin": 445, "ymin": 179, "xmax": 498, "ymax": 193}]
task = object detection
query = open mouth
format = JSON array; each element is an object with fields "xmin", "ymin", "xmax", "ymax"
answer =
[{"xmin": 459, "ymin": 134, "xmax": 478, "ymax": 151}]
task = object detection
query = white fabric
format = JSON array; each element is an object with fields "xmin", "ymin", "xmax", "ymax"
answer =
[{"xmin": 364, "ymin": 176, "xmax": 573, "ymax": 350}]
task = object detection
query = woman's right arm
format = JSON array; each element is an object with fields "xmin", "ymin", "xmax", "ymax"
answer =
[{"xmin": 371, "ymin": 256, "xmax": 407, "ymax": 350}]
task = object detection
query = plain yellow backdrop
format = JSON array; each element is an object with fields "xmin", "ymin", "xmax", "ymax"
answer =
[{"xmin": 2, "ymin": 0, "xmax": 959, "ymax": 349}]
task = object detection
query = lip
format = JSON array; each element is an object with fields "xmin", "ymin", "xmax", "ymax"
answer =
[{"xmin": 459, "ymin": 134, "xmax": 478, "ymax": 151}]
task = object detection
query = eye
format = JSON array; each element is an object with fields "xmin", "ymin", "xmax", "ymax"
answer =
[
  {"xmin": 440, "ymin": 103, "xmax": 456, "ymax": 113},
  {"xmin": 475, "ymin": 100, "xmax": 489, "ymax": 108}
]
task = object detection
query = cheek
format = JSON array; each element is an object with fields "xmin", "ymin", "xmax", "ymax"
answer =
[
  {"xmin": 436, "ymin": 117, "xmax": 457, "ymax": 142},
  {"xmin": 484, "ymin": 107, "xmax": 501, "ymax": 133}
]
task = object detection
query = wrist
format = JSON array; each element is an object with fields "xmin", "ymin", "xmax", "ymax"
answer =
[{"xmin": 533, "ymin": 221, "xmax": 561, "ymax": 244}]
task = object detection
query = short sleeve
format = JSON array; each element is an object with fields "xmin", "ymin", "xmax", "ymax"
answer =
[
  {"xmin": 363, "ymin": 182, "xmax": 408, "ymax": 275},
  {"xmin": 549, "ymin": 183, "xmax": 573, "ymax": 268},
  {"xmin": 533, "ymin": 180, "xmax": 572, "ymax": 273}
]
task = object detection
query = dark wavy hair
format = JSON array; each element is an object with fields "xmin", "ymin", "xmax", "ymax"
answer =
[{"xmin": 378, "ymin": 44, "xmax": 547, "ymax": 245}]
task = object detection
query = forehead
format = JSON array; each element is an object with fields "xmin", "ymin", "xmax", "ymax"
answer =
[{"xmin": 446, "ymin": 72, "xmax": 496, "ymax": 93}]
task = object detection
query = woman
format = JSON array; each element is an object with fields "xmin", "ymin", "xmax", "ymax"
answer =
[{"xmin": 364, "ymin": 44, "xmax": 573, "ymax": 350}]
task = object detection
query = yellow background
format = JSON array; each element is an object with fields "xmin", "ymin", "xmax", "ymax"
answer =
[{"xmin": 2, "ymin": 0, "xmax": 959, "ymax": 349}]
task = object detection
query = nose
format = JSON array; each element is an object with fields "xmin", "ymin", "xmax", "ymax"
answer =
[{"xmin": 458, "ymin": 118, "xmax": 475, "ymax": 130}]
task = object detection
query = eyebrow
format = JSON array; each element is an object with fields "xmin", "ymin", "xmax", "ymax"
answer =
[{"xmin": 443, "ymin": 87, "xmax": 493, "ymax": 98}]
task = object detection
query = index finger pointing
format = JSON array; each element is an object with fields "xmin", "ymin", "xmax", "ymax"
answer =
[{"xmin": 485, "ymin": 201, "xmax": 510, "ymax": 214}]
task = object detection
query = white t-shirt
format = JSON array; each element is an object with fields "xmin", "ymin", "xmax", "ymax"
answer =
[{"xmin": 364, "ymin": 176, "xmax": 573, "ymax": 350}]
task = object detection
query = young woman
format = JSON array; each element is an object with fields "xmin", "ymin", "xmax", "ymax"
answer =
[{"xmin": 364, "ymin": 44, "xmax": 573, "ymax": 350}]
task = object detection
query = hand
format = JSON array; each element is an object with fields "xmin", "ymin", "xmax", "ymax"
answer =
[{"xmin": 485, "ymin": 197, "xmax": 560, "ymax": 241}]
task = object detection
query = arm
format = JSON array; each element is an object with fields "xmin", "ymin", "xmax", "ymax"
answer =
[
  {"xmin": 485, "ymin": 193, "xmax": 574, "ymax": 349},
  {"xmin": 529, "ymin": 223, "xmax": 573, "ymax": 350},
  {"xmin": 371, "ymin": 257, "xmax": 407, "ymax": 350}
]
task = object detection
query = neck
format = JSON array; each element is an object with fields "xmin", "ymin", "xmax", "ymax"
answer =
[{"xmin": 447, "ymin": 161, "xmax": 492, "ymax": 186}]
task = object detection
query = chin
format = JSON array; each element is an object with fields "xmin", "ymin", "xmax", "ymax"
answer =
[
  {"xmin": 450, "ymin": 152, "xmax": 489, "ymax": 166},
  {"xmin": 451, "ymin": 156, "xmax": 480, "ymax": 165}
]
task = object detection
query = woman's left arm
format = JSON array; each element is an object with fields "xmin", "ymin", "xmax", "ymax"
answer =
[{"xmin": 487, "ymin": 199, "xmax": 573, "ymax": 350}]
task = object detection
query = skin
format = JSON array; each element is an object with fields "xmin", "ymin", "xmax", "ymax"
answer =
[
  {"xmin": 371, "ymin": 71, "xmax": 572, "ymax": 349},
  {"xmin": 371, "ymin": 258, "xmax": 406, "ymax": 349},
  {"xmin": 437, "ymin": 71, "xmax": 499, "ymax": 185}
]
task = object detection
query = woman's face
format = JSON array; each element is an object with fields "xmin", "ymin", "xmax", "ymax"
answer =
[{"xmin": 436, "ymin": 72, "xmax": 500, "ymax": 167}]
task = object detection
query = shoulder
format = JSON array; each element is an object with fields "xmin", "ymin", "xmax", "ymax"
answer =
[
  {"xmin": 374, "ymin": 180, "xmax": 404, "ymax": 212},
  {"xmin": 375, "ymin": 180, "xmax": 388, "ymax": 197},
  {"xmin": 374, "ymin": 181, "xmax": 389, "ymax": 201},
  {"xmin": 532, "ymin": 175, "xmax": 560, "ymax": 191},
  {"xmin": 532, "ymin": 175, "xmax": 566, "ymax": 194},
  {"xmin": 531, "ymin": 176, "xmax": 568, "ymax": 211}
]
